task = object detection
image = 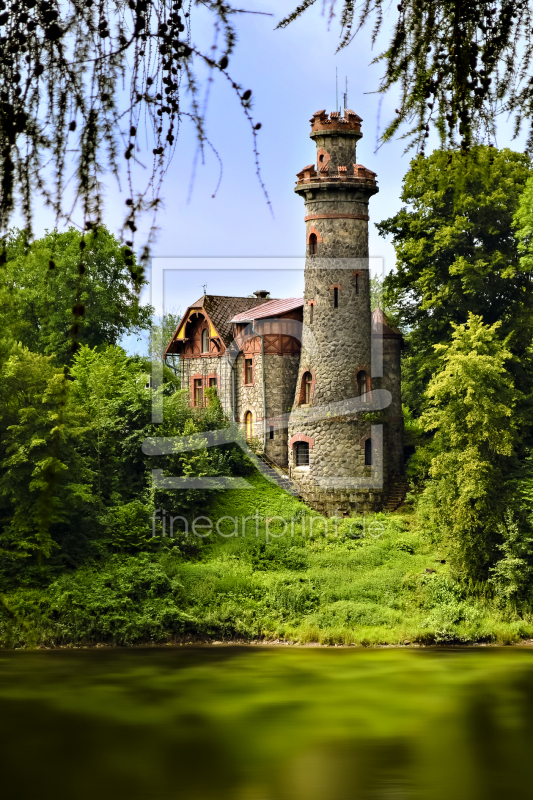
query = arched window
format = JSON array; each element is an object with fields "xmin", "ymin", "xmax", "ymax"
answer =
[
  {"xmin": 201, "ymin": 328, "xmax": 209, "ymax": 353},
  {"xmin": 365, "ymin": 438, "xmax": 372, "ymax": 466},
  {"xmin": 245, "ymin": 411, "xmax": 253, "ymax": 440},
  {"xmin": 302, "ymin": 371, "xmax": 313, "ymax": 404},
  {"xmin": 295, "ymin": 441, "xmax": 310, "ymax": 466},
  {"xmin": 309, "ymin": 233, "xmax": 317, "ymax": 255},
  {"xmin": 357, "ymin": 370, "xmax": 368, "ymax": 401},
  {"xmin": 318, "ymin": 153, "xmax": 325, "ymax": 163}
]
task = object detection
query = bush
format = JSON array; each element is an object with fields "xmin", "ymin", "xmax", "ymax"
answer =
[{"xmin": 2, "ymin": 554, "xmax": 197, "ymax": 646}]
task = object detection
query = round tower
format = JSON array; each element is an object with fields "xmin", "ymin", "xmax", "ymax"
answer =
[{"xmin": 287, "ymin": 108, "xmax": 390, "ymax": 516}]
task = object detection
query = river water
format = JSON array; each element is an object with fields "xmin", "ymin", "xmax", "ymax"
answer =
[{"xmin": 2, "ymin": 647, "xmax": 533, "ymax": 799}]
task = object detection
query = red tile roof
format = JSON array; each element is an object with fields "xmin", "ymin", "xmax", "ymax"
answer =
[{"xmin": 230, "ymin": 297, "xmax": 304, "ymax": 322}]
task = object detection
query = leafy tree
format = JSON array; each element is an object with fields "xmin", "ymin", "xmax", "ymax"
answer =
[
  {"xmin": 149, "ymin": 311, "xmax": 181, "ymax": 375},
  {"xmin": 281, "ymin": 0, "xmax": 533, "ymax": 153},
  {"xmin": 0, "ymin": 227, "xmax": 152, "ymax": 365},
  {"xmin": 0, "ymin": 345, "xmax": 95, "ymax": 577},
  {"xmin": 378, "ymin": 145, "xmax": 533, "ymax": 411},
  {"xmin": 420, "ymin": 313, "xmax": 521, "ymax": 583},
  {"xmin": 489, "ymin": 512, "xmax": 533, "ymax": 610}
]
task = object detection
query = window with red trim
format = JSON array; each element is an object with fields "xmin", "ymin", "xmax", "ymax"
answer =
[
  {"xmin": 309, "ymin": 233, "xmax": 317, "ymax": 255},
  {"xmin": 245, "ymin": 358, "xmax": 253, "ymax": 385},
  {"xmin": 295, "ymin": 441, "xmax": 309, "ymax": 466},
  {"xmin": 194, "ymin": 378, "xmax": 203, "ymax": 406}
]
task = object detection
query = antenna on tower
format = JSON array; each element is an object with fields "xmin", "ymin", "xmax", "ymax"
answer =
[
  {"xmin": 344, "ymin": 76, "xmax": 348, "ymax": 115},
  {"xmin": 336, "ymin": 67, "xmax": 338, "ymax": 113}
]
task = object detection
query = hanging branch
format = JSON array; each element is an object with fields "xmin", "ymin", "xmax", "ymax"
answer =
[
  {"xmin": 278, "ymin": 0, "xmax": 533, "ymax": 155},
  {"xmin": 0, "ymin": 0, "xmax": 270, "ymax": 283}
]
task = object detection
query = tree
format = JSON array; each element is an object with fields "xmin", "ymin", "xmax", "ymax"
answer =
[
  {"xmin": 0, "ymin": 227, "xmax": 152, "ymax": 365},
  {"xmin": 0, "ymin": 345, "xmax": 94, "ymax": 574},
  {"xmin": 282, "ymin": 0, "xmax": 533, "ymax": 153},
  {"xmin": 378, "ymin": 145, "xmax": 533, "ymax": 411},
  {"xmin": 420, "ymin": 313, "xmax": 521, "ymax": 583},
  {"xmin": 149, "ymin": 311, "xmax": 181, "ymax": 373}
]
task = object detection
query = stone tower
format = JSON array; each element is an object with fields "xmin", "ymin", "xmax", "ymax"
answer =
[{"xmin": 287, "ymin": 109, "xmax": 402, "ymax": 516}]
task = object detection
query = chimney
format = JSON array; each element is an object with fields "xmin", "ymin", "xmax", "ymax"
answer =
[{"xmin": 253, "ymin": 290, "xmax": 269, "ymax": 299}]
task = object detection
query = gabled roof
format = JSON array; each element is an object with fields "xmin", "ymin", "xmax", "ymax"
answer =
[
  {"xmin": 168, "ymin": 294, "xmax": 272, "ymax": 349},
  {"xmin": 230, "ymin": 297, "xmax": 304, "ymax": 323}
]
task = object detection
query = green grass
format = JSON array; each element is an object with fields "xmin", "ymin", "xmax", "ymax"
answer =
[{"xmin": 3, "ymin": 470, "xmax": 533, "ymax": 648}]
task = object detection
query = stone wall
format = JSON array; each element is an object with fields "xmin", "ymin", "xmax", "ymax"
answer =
[
  {"xmin": 235, "ymin": 351, "xmax": 300, "ymax": 465},
  {"xmin": 310, "ymin": 132, "xmax": 359, "ymax": 170}
]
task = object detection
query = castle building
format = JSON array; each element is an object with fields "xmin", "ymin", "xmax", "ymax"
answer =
[{"xmin": 165, "ymin": 109, "xmax": 404, "ymax": 514}]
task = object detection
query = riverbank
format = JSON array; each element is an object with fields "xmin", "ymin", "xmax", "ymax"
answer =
[{"xmin": 2, "ymin": 472, "xmax": 533, "ymax": 649}]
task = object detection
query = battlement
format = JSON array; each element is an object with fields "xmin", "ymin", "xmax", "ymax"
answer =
[
  {"xmin": 295, "ymin": 161, "xmax": 378, "ymax": 188},
  {"xmin": 310, "ymin": 109, "xmax": 362, "ymax": 135}
]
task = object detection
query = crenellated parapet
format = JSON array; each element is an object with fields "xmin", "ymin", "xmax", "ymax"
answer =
[
  {"xmin": 295, "ymin": 162, "xmax": 378, "ymax": 188},
  {"xmin": 310, "ymin": 109, "xmax": 362, "ymax": 135}
]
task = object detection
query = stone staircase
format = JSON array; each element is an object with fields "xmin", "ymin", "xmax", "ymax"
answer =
[
  {"xmin": 255, "ymin": 452, "xmax": 301, "ymax": 496},
  {"xmin": 384, "ymin": 477, "xmax": 411, "ymax": 512}
]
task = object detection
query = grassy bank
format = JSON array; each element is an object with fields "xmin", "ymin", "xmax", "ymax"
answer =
[{"xmin": 2, "ymin": 472, "xmax": 533, "ymax": 648}]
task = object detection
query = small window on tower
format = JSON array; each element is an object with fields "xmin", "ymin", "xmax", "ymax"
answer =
[
  {"xmin": 334, "ymin": 287, "xmax": 339, "ymax": 308},
  {"xmin": 357, "ymin": 370, "xmax": 368, "ymax": 401},
  {"xmin": 319, "ymin": 154, "xmax": 325, "ymax": 163},
  {"xmin": 245, "ymin": 358, "xmax": 253, "ymax": 384},
  {"xmin": 309, "ymin": 303, "xmax": 314, "ymax": 324},
  {"xmin": 365, "ymin": 438, "xmax": 372, "ymax": 466},
  {"xmin": 201, "ymin": 329, "xmax": 209, "ymax": 353},
  {"xmin": 309, "ymin": 233, "xmax": 318, "ymax": 255},
  {"xmin": 295, "ymin": 441, "xmax": 310, "ymax": 467},
  {"xmin": 269, "ymin": 426, "xmax": 274, "ymax": 440},
  {"xmin": 355, "ymin": 274, "xmax": 359, "ymax": 294},
  {"xmin": 301, "ymin": 371, "xmax": 313, "ymax": 404}
]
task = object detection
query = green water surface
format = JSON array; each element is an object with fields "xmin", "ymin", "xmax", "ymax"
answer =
[{"xmin": 1, "ymin": 647, "xmax": 533, "ymax": 799}]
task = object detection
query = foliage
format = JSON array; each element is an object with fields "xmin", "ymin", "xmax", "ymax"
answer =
[
  {"xmin": 378, "ymin": 145, "xmax": 533, "ymax": 412},
  {"xmin": 149, "ymin": 311, "xmax": 181, "ymax": 370},
  {"xmin": 1, "ymin": 554, "xmax": 196, "ymax": 646},
  {"xmin": 489, "ymin": 512, "xmax": 533, "ymax": 610},
  {"xmin": 280, "ymin": 0, "xmax": 533, "ymax": 153},
  {"xmin": 420, "ymin": 313, "xmax": 520, "ymax": 582},
  {"xmin": 0, "ymin": 227, "xmax": 152, "ymax": 365},
  {"xmin": 0, "ymin": 344, "xmax": 95, "ymax": 574},
  {"xmin": 0, "ymin": 0, "xmax": 267, "ymax": 257}
]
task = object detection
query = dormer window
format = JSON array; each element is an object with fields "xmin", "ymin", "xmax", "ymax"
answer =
[
  {"xmin": 309, "ymin": 233, "xmax": 317, "ymax": 255},
  {"xmin": 201, "ymin": 328, "xmax": 209, "ymax": 353}
]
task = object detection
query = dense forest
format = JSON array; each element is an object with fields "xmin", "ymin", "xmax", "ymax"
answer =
[{"xmin": 3, "ymin": 143, "xmax": 533, "ymax": 647}]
